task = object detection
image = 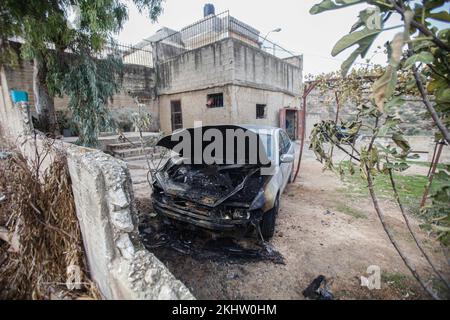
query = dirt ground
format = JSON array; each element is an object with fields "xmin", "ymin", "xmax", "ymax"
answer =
[{"xmin": 131, "ymin": 147, "xmax": 450, "ymax": 300}]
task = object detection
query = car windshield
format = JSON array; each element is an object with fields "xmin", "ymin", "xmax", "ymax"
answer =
[{"xmin": 258, "ymin": 133, "xmax": 273, "ymax": 161}]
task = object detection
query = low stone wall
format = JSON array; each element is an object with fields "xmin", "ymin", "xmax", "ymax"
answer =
[
  {"xmin": 358, "ymin": 135, "xmax": 450, "ymax": 162},
  {"xmin": 0, "ymin": 67, "xmax": 194, "ymax": 300},
  {"xmin": 67, "ymin": 148, "xmax": 192, "ymax": 299}
]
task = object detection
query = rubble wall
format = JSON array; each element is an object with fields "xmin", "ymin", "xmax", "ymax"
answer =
[{"xmin": 0, "ymin": 67, "xmax": 194, "ymax": 300}]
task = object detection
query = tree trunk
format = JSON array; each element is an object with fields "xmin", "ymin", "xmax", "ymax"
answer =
[{"xmin": 33, "ymin": 54, "xmax": 56, "ymax": 133}]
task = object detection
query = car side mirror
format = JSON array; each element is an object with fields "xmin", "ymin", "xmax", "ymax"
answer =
[{"xmin": 280, "ymin": 153, "xmax": 294, "ymax": 163}]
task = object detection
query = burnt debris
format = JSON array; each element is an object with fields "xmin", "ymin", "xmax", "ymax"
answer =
[{"xmin": 139, "ymin": 216, "xmax": 285, "ymax": 265}]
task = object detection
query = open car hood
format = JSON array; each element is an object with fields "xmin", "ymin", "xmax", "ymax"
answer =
[{"xmin": 156, "ymin": 125, "xmax": 271, "ymax": 167}]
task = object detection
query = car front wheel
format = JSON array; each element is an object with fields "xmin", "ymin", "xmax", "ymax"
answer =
[{"xmin": 260, "ymin": 195, "xmax": 279, "ymax": 239}]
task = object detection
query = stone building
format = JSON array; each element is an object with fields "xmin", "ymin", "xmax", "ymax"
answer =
[
  {"xmin": 4, "ymin": 4, "xmax": 303, "ymax": 138},
  {"xmin": 142, "ymin": 5, "xmax": 303, "ymax": 137}
]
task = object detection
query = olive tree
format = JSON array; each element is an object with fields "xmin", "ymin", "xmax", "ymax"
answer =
[{"xmin": 309, "ymin": 0, "xmax": 449, "ymax": 298}]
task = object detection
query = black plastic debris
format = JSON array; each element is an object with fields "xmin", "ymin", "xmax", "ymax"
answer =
[{"xmin": 302, "ymin": 275, "xmax": 334, "ymax": 300}]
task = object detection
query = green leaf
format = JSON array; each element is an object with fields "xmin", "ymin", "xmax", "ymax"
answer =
[
  {"xmin": 412, "ymin": 39, "xmax": 435, "ymax": 51},
  {"xmin": 350, "ymin": 7, "xmax": 382, "ymax": 32},
  {"xmin": 427, "ymin": 77, "xmax": 447, "ymax": 93},
  {"xmin": 436, "ymin": 88, "xmax": 450, "ymax": 104},
  {"xmin": 341, "ymin": 50, "xmax": 360, "ymax": 76},
  {"xmin": 384, "ymin": 96, "xmax": 405, "ymax": 111},
  {"xmin": 404, "ymin": 52, "xmax": 434, "ymax": 67},
  {"xmin": 424, "ymin": 0, "xmax": 447, "ymax": 11},
  {"xmin": 428, "ymin": 11, "xmax": 450, "ymax": 23},
  {"xmin": 383, "ymin": 115, "xmax": 401, "ymax": 128},
  {"xmin": 392, "ymin": 132, "xmax": 411, "ymax": 154},
  {"xmin": 383, "ymin": 162, "xmax": 409, "ymax": 172},
  {"xmin": 310, "ymin": 0, "xmax": 364, "ymax": 15},
  {"xmin": 332, "ymin": 28, "xmax": 381, "ymax": 56},
  {"xmin": 431, "ymin": 225, "xmax": 450, "ymax": 233}
]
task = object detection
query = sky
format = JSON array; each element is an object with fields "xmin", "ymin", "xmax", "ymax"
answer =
[{"xmin": 116, "ymin": 0, "xmax": 449, "ymax": 76}]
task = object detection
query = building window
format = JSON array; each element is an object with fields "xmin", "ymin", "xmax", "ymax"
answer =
[
  {"xmin": 170, "ymin": 100, "xmax": 183, "ymax": 131},
  {"xmin": 256, "ymin": 104, "xmax": 266, "ymax": 119},
  {"xmin": 206, "ymin": 93, "xmax": 224, "ymax": 108}
]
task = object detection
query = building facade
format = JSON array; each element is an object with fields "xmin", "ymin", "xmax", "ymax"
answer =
[
  {"xmin": 143, "ymin": 6, "xmax": 303, "ymax": 136},
  {"xmin": 4, "ymin": 5, "xmax": 303, "ymax": 138}
]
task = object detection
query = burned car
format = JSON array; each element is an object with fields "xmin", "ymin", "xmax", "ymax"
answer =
[{"xmin": 151, "ymin": 125, "xmax": 295, "ymax": 239}]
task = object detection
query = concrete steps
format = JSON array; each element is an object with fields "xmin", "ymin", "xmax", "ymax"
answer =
[
  {"xmin": 91, "ymin": 131, "xmax": 166, "ymax": 162},
  {"xmin": 107, "ymin": 142, "xmax": 168, "ymax": 161},
  {"xmin": 112, "ymin": 146, "xmax": 155, "ymax": 159}
]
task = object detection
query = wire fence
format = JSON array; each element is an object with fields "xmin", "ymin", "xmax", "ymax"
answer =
[
  {"xmin": 153, "ymin": 10, "xmax": 296, "ymax": 61},
  {"xmin": 102, "ymin": 42, "xmax": 154, "ymax": 67},
  {"xmin": 96, "ymin": 11, "xmax": 295, "ymax": 67},
  {"xmin": 7, "ymin": 11, "xmax": 295, "ymax": 69}
]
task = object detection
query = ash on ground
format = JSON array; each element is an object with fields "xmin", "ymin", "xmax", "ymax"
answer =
[{"xmin": 139, "ymin": 214, "xmax": 285, "ymax": 265}]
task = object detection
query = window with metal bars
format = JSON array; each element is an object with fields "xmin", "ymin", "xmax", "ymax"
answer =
[
  {"xmin": 256, "ymin": 104, "xmax": 266, "ymax": 119},
  {"xmin": 206, "ymin": 93, "xmax": 224, "ymax": 108},
  {"xmin": 170, "ymin": 100, "xmax": 183, "ymax": 131}
]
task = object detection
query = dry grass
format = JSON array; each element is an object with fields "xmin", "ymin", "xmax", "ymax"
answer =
[{"xmin": 0, "ymin": 144, "xmax": 100, "ymax": 299}]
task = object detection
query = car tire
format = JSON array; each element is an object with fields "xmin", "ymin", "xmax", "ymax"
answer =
[{"xmin": 260, "ymin": 195, "xmax": 279, "ymax": 239}]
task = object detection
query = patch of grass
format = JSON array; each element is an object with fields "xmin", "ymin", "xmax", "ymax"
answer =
[
  {"xmin": 333, "ymin": 201, "xmax": 366, "ymax": 219},
  {"xmin": 431, "ymin": 278, "xmax": 450, "ymax": 300},
  {"xmin": 381, "ymin": 272, "xmax": 410, "ymax": 292},
  {"xmin": 341, "ymin": 172, "xmax": 446, "ymax": 215},
  {"xmin": 419, "ymin": 223, "xmax": 432, "ymax": 231},
  {"xmin": 406, "ymin": 161, "xmax": 446, "ymax": 170},
  {"xmin": 382, "ymin": 272, "xmax": 450, "ymax": 299}
]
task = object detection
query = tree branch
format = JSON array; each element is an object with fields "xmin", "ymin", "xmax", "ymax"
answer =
[
  {"xmin": 363, "ymin": 115, "xmax": 439, "ymax": 299},
  {"xmin": 391, "ymin": 2, "xmax": 450, "ymax": 52},
  {"xmin": 412, "ymin": 67, "xmax": 450, "ymax": 145},
  {"xmin": 322, "ymin": 131, "xmax": 361, "ymax": 162},
  {"xmin": 387, "ymin": 166, "xmax": 450, "ymax": 290},
  {"xmin": 366, "ymin": 167, "xmax": 439, "ymax": 299}
]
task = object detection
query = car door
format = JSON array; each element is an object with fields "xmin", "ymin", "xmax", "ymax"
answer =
[{"xmin": 278, "ymin": 130, "xmax": 291, "ymax": 192}]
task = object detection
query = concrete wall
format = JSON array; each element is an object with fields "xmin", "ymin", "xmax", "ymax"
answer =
[
  {"xmin": 305, "ymin": 112, "xmax": 321, "ymax": 142},
  {"xmin": 2, "ymin": 55, "xmax": 159, "ymax": 131},
  {"xmin": 304, "ymin": 87, "xmax": 449, "ymax": 161},
  {"xmin": 306, "ymin": 87, "xmax": 434, "ymax": 136},
  {"xmin": 0, "ymin": 67, "xmax": 194, "ymax": 300},
  {"xmin": 157, "ymin": 38, "xmax": 234, "ymax": 95},
  {"xmin": 66, "ymin": 148, "xmax": 192, "ymax": 299},
  {"xmin": 358, "ymin": 135, "xmax": 450, "ymax": 162},
  {"xmin": 283, "ymin": 55, "xmax": 303, "ymax": 68},
  {"xmin": 153, "ymin": 42, "xmax": 188, "ymax": 62},
  {"xmin": 156, "ymin": 38, "xmax": 302, "ymax": 96},
  {"xmin": 159, "ymin": 85, "xmax": 233, "ymax": 133},
  {"xmin": 0, "ymin": 68, "xmax": 33, "ymax": 138},
  {"xmin": 233, "ymin": 40, "xmax": 302, "ymax": 95},
  {"xmin": 229, "ymin": 86, "xmax": 300, "ymax": 127},
  {"xmin": 158, "ymin": 84, "xmax": 300, "ymax": 133}
]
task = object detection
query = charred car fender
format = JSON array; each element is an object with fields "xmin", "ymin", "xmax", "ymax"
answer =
[{"xmin": 261, "ymin": 173, "xmax": 279, "ymax": 213}]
